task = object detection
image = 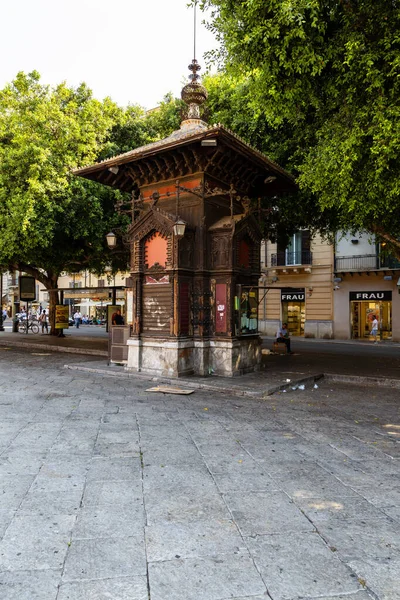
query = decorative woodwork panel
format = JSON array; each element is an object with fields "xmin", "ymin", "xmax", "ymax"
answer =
[
  {"xmin": 238, "ymin": 239, "xmax": 250, "ymax": 268},
  {"xmin": 215, "ymin": 283, "xmax": 227, "ymax": 333},
  {"xmin": 210, "ymin": 235, "xmax": 230, "ymax": 269},
  {"xmin": 178, "ymin": 235, "xmax": 194, "ymax": 269},
  {"xmin": 179, "ymin": 282, "xmax": 190, "ymax": 335},
  {"xmin": 142, "ymin": 284, "xmax": 171, "ymax": 335}
]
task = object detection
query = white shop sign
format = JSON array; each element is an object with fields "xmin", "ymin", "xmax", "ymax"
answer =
[{"xmin": 281, "ymin": 289, "xmax": 305, "ymax": 302}]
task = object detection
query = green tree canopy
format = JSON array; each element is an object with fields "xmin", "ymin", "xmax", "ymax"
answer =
[
  {"xmin": 0, "ymin": 72, "xmax": 131, "ymax": 329},
  {"xmin": 199, "ymin": 0, "xmax": 400, "ymax": 253}
]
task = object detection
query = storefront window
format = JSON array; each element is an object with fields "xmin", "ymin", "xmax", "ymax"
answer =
[
  {"xmin": 282, "ymin": 302, "xmax": 305, "ymax": 336},
  {"xmin": 351, "ymin": 301, "xmax": 392, "ymax": 340},
  {"xmin": 281, "ymin": 288, "xmax": 305, "ymax": 336}
]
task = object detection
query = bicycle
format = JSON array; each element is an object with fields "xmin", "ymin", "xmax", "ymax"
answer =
[{"xmin": 18, "ymin": 318, "xmax": 39, "ymax": 334}]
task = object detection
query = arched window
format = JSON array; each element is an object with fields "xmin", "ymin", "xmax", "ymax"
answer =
[{"xmin": 144, "ymin": 232, "xmax": 168, "ymax": 269}]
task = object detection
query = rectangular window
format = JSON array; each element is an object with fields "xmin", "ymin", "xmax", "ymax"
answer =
[{"xmin": 286, "ymin": 232, "xmax": 302, "ymax": 265}]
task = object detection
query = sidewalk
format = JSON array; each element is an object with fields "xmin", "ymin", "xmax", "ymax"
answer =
[
  {"xmin": 0, "ymin": 331, "xmax": 107, "ymax": 357},
  {"xmin": 2, "ymin": 330, "xmax": 400, "ymax": 395}
]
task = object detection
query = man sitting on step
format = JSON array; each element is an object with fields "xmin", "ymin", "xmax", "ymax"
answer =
[{"xmin": 276, "ymin": 322, "xmax": 293, "ymax": 354}]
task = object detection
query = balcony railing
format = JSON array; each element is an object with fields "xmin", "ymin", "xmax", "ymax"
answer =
[
  {"xmin": 335, "ymin": 254, "xmax": 400, "ymax": 271},
  {"xmin": 271, "ymin": 251, "xmax": 313, "ymax": 267}
]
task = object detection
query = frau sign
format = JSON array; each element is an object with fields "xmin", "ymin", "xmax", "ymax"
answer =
[
  {"xmin": 349, "ymin": 291, "xmax": 392, "ymax": 301},
  {"xmin": 281, "ymin": 288, "xmax": 305, "ymax": 302}
]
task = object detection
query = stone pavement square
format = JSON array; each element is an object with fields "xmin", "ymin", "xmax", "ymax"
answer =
[{"xmin": 0, "ymin": 349, "xmax": 399, "ymax": 599}]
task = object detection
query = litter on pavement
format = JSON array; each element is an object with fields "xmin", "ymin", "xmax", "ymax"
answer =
[{"xmin": 145, "ymin": 386, "xmax": 194, "ymax": 395}]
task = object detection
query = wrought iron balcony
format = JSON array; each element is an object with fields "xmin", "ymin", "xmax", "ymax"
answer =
[
  {"xmin": 335, "ymin": 254, "xmax": 400, "ymax": 271},
  {"xmin": 270, "ymin": 251, "xmax": 313, "ymax": 267}
]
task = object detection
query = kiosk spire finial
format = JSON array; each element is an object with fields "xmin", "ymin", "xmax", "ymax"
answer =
[{"xmin": 181, "ymin": 1, "xmax": 207, "ymax": 123}]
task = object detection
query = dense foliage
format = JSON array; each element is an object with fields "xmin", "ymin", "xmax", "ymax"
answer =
[
  {"xmin": 199, "ymin": 0, "xmax": 400, "ymax": 254},
  {"xmin": 0, "ymin": 73, "xmax": 181, "ymax": 330}
]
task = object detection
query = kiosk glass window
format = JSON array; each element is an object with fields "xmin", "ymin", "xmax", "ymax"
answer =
[{"xmin": 239, "ymin": 290, "xmax": 258, "ymax": 334}]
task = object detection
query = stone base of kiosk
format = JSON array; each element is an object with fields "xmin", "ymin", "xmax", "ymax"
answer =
[{"xmin": 126, "ymin": 336, "xmax": 261, "ymax": 378}]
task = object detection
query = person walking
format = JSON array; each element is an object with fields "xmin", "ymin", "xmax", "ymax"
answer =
[
  {"xmin": 371, "ymin": 315, "xmax": 379, "ymax": 344},
  {"xmin": 39, "ymin": 309, "xmax": 48, "ymax": 334},
  {"xmin": 276, "ymin": 322, "xmax": 293, "ymax": 354},
  {"xmin": 73, "ymin": 310, "xmax": 82, "ymax": 329}
]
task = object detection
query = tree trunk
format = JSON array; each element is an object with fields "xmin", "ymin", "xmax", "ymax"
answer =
[{"xmin": 12, "ymin": 263, "xmax": 60, "ymax": 336}]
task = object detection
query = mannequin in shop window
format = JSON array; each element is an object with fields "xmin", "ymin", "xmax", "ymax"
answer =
[{"xmin": 276, "ymin": 323, "xmax": 293, "ymax": 354}]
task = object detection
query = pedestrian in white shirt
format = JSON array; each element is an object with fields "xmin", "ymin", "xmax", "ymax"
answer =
[
  {"xmin": 371, "ymin": 316, "xmax": 379, "ymax": 344},
  {"xmin": 73, "ymin": 311, "xmax": 82, "ymax": 329}
]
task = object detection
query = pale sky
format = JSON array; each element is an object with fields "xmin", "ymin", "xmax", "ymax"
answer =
[{"xmin": 1, "ymin": 0, "xmax": 218, "ymax": 109}]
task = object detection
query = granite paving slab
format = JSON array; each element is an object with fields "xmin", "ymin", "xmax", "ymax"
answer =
[
  {"xmin": 348, "ymin": 558, "xmax": 400, "ymax": 600},
  {"xmin": 82, "ymin": 479, "xmax": 143, "ymax": 506},
  {"xmin": 57, "ymin": 576, "xmax": 149, "ymax": 600},
  {"xmin": 248, "ymin": 532, "xmax": 361, "ymax": 600},
  {"xmin": 146, "ymin": 518, "xmax": 245, "ymax": 561},
  {"xmin": 73, "ymin": 505, "xmax": 145, "ymax": 539},
  {"xmin": 147, "ymin": 553, "xmax": 267, "ymax": 600},
  {"xmin": 224, "ymin": 490, "xmax": 314, "ymax": 536},
  {"xmin": 62, "ymin": 535, "xmax": 146, "ymax": 581},
  {"xmin": 145, "ymin": 490, "xmax": 231, "ymax": 525},
  {"xmin": 0, "ymin": 569, "xmax": 61, "ymax": 600},
  {"xmin": 0, "ymin": 474, "xmax": 35, "ymax": 509},
  {"xmin": 0, "ymin": 514, "xmax": 75, "ymax": 571}
]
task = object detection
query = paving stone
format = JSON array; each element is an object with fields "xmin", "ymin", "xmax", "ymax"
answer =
[
  {"xmin": 38, "ymin": 457, "xmax": 89, "ymax": 479},
  {"xmin": 0, "ymin": 510, "xmax": 15, "ymax": 538},
  {"xmin": 0, "ymin": 474, "xmax": 35, "ymax": 509},
  {"xmin": 142, "ymin": 444, "xmax": 203, "ymax": 466},
  {"xmin": 213, "ymin": 468, "xmax": 280, "ymax": 493},
  {"xmin": 146, "ymin": 518, "xmax": 245, "ymax": 561},
  {"xmin": 224, "ymin": 491, "xmax": 314, "ymax": 536},
  {"xmin": 73, "ymin": 504, "xmax": 145, "ymax": 539},
  {"xmin": 17, "ymin": 487, "xmax": 84, "ymax": 516},
  {"xmin": 143, "ymin": 464, "xmax": 218, "ymax": 494},
  {"xmin": 148, "ymin": 553, "xmax": 267, "ymax": 600},
  {"xmin": 82, "ymin": 479, "xmax": 143, "ymax": 506},
  {"xmin": 86, "ymin": 456, "xmax": 142, "ymax": 481},
  {"xmin": 145, "ymin": 490, "xmax": 231, "ymax": 525},
  {"xmin": 248, "ymin": 532, "xmax": 361, "ymax": 600},
  {"xmin": 348, "ymin": 557, "xmax": 400, "ymax": 600},
  {"xmin": 0, "ymin": 514, "xmax": 75, "ymax": 571},
  {"xmin": 355, "ymin": 484, "xmax": 400, "ymax": 508},
  {"xmin": 301, "ymin": 596, "xmax": 376, "ymax": 600},
  {"xmin": 57, "ymin": 576, "xmax": 149, "ymax": 600},
  {"xmin": 62, "ymin": 535, "xmax": 146, "ymax": 581},
  {"xmin": 0, "ymin": 569, "xmax": 61, "ymax": 600},
  {"xmin": 319, "ymin": 516, "xmax": 400, "ymax": 561},
  {"xmin": 294, "ymin": 495, "xmax": 389, "ymax": 524},
  {"xmin": 271, "ymin": 469, "xmax": 359, "ymax": 500}
]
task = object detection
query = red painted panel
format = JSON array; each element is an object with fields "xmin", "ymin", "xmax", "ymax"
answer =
[
  {"xmin": 179, "ymin": 282, "xmax": 190, "ymax": 335},
  {"xmin": 145, "ymin": 232, "xmax": 167, "ymax": 268},
  {"xmin": 215, "ymin": 283, "xmax": 227, "ymax": 333},
  {"xmin": 239, "ymin": 239, "xmax": 250, "ymax": 268}
]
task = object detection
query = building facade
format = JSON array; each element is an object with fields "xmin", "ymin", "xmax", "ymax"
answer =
[
  {"xmin": 259, "ymin": 232, "xmax": 334, "ymax": 338},
  {"xmin": 333, "ymin": 233, "xmax": 400, "ymax": 342},
  {"xmin": 260, "ymin": 230, "xmax": 400, "ymax": 342}
]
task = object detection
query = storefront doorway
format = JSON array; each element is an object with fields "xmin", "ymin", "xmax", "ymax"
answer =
[
  {"xmin": 281, "ymin": 288, "xmax": 305, "ymax": 336},
  {"xmin": 350, "ymin": 291, "xmax": 392, "ymax": 340}
]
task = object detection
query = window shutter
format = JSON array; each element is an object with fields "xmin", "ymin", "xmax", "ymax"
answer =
[
  {"xmin": 276, "ymin": 239, "xmax": 286, "ymax": 266},
  {"xmin": 301, "ymin": 230, "xmax": 311, "ymax": 251},
  {"xmin": 301, "ymin": 230, "xmax": 311, "ymax": 264}
]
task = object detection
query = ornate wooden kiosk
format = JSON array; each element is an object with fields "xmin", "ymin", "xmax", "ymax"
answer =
[{"xmin": 75, "ymin": 60, "xmax": 296, "ymax": 377}]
